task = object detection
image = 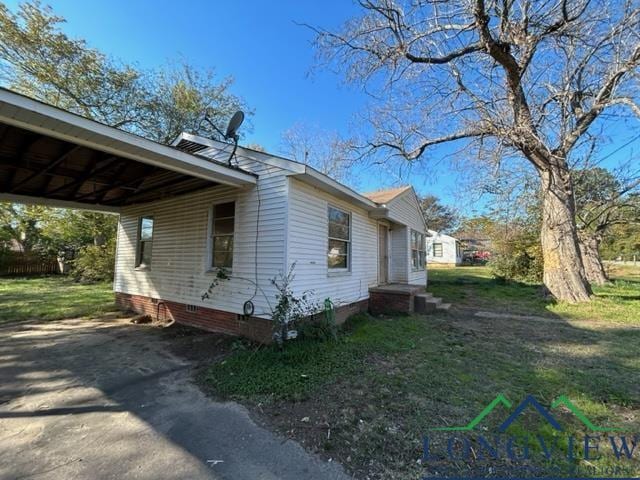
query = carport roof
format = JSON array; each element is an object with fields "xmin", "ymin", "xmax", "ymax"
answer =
[{"xmin": 0, "ymin": 88, "xmax": 256, "ymax": 212}]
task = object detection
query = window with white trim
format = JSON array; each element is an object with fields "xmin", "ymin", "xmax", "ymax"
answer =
[
  {"xmin": 210, "ymin": 201, "xmax": 235, "ymax": 269},
  {"xmin": 136, "ymin": 216, "xmax": 154, "ymax": 268},
  {"xmin": 327, "ymin": 205, "xmax": 350, "ymax": 270},
  {"xmin": 432, "ymin": 242, "xmax": 443, "ymax": 258},
  {"xmin": 411, "ymin": 230, "xmax": 426, "ymax": 270}
]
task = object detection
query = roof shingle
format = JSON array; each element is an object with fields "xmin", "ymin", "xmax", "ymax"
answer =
[{"xmin": 362, "ymin": 185, "xmax": 412, "ymax": 204}]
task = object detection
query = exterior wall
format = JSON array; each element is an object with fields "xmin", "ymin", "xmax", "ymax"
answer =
[
  {"xmin": 286, "ymin": 178, "xmax": 379, "ymax": 308},
  {"xmin": 386, "ymin": 190, "xmax": 428, "ymax": 286},
  {"xmin": 426, "ymin": 231, "xmax": 461, "ymax": 265},
  {"xmin": 114, "ymin": 144, "xmax": 431, "ymax": 338},
  {"xmin": 114, "ymin": 154, "xmax": 289, "ymax": 320}
]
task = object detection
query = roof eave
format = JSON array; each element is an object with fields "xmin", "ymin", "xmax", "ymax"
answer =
[{"xmin": 293, "ymin": 167, "xmax": 380, "ymax": 211}]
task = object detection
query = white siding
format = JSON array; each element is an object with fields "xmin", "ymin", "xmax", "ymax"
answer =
[
  {"xmin": 114, "ymin": 144, "xmax": 431, "ymax": 317},
  {"xmin": 386, "ymin": 190, "xmax": 427, "ymax": 286},
  {"xmin": 114, "ymin": 153, "xmax": 289, "ymax": 318},
  {"xmin": 287, "ymin": 178, "xmax": 378, "ymax": 307},
  {"xmin": 426, "ymin": 231, "xmax": 461, "ymax": 265}
]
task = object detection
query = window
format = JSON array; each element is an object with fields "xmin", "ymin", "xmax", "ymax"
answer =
[
  {"xmin": 211, "ymin": 201, "xmax": 235, "ymax": 269},
  {"xmin": 432, "ymin": 242, "xmax": 443, "ymax": 258},
  {"xmin": 327, "ymin": 206, "xmax": 350, "ymax": 270},
  {"xmin": 411, "ymin": 230, "xmax": 426, "ymax": 270},
  {"xmin": 136, "ymin": 216, "xmax": 154, "ymax": 268}
]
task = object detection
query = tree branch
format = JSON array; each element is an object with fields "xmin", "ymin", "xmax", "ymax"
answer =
[
  {"xmin": 404, "ymin": 44, "xmax": 483, "ymax": 64},
  {"xmin": 563, "ymin": 44, "xmax": 640, "ymax": 154},
  {"xmin": 368, "ymin": 130, "xmax": 487, "ymax": 161}
]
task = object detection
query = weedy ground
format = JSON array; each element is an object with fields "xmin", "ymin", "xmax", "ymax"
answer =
[
  {"xmin": 3, "ymin": 269, "xmax": 639, "ymax": 478},
  {"xmin": 202, "ymin": 265, "xmax": 640, "ymax": 479}
]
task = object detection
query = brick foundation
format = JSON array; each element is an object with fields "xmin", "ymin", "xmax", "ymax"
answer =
[
  {"xmin": 369, "ymin": 291, "xmax": 413, "ymax": 315},
  {"xmin": 115, "ymin": 292, "xmax": 368, "ymax": 343},
  {"xmin": 368, "ymin": 285, "xmax": 425, "ymax": 315},
  {"xmin": 115, "ymin": 292, "xmax": 273, "ymax": 343},
  {"xmin": 334, "ymin": 299, "xmax": 369, "ymax": 324}
]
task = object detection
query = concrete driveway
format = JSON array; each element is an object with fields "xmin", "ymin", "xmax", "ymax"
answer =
[{"xmin": 0, "ymin": 317, "xmax": 350, "ymax": 480}]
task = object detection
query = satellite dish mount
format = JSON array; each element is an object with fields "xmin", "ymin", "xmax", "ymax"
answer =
[{"xmin": 201, "ymin": 110, "xmax": 245, "ymax": 166}]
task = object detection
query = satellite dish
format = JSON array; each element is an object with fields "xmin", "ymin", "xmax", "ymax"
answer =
[
  {"xmin": 199, "ymin": 110, "xmax": 245, "ymax": 167},
  {"xmin": 225, "ymin": 111, "xmax": 245, "ymax": 140}
]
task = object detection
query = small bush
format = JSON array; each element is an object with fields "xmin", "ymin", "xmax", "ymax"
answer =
[
  {"xmin": 72, "ymin": 241, "xmax": 115, "ymax": 282},
  {"xmin": 488, "ymin": 243, "xmax": 543, "ymax": 283},
  {"xmin": 298, "ymin": 314, "xmax": 338, "ymax": 341}
]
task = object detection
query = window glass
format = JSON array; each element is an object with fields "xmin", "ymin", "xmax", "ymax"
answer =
[
  {"xmin": 211, "ymin": 202, "xmax": 235, "ymax": 269},
  {"xmin": 411, "ymin": 230, "xmax": 426, "ymax": 270},
  {"xmin": 328, "ymin": 206, "xmax": 350, "ymax": 270},
  {"xmin": 136, "ymin": 216, "xmax": 154, "ymax": 267}
]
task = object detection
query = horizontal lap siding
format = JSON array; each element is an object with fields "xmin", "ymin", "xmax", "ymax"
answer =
[
  {"xmin": 387, "ymin": 191, "xmax": 427, "ymax": 286},
  {"xmin": 114, "ymin": 157, "xmax": 288, "ymax": 318},
  {"xmin": 287, "ymin": 179, "xmax": 378, "ymax": 307}
]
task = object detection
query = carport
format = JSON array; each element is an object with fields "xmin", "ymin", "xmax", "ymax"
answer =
[
  {"xmin": 0, "ymin": 88, "xmax": 256, "ymax": 212},
  {"xmin": 0, "ymin": 88, "xmax": 350, "ymax": 480}
]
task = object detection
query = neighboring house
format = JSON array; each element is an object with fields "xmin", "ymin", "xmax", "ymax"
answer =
[
  {"xmin": 426, "ymin": 229, "xmax": 462, "ymax": 266},
  {"xmin": 0, "ymin": 88, "xmax": 427, "ymax": 342}
]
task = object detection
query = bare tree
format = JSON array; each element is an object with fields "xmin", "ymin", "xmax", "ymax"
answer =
[
  {"xmin": 280, "ymin": 122, "xmax": 355, "ymax": 183},
  {"xmin": 309, "ymin": 0, "xmax": 640, "ymax": 302}
]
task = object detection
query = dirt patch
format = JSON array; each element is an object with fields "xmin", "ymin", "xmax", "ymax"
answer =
[
  {"xmin": 242, "ymin": 379, "xmax": 392, "ymax": 480},
  {"xmin": 159, "ymin": 323, "xmax": 238, "ymax": 367}
]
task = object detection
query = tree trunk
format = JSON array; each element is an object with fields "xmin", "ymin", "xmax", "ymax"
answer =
[
  {"xmin": 539, "ymin": 167, "xmax": 593, "ymax": 302},
  {"xmin": 578, "ymin": 234, "xmax": 609, "ymax": 286}
]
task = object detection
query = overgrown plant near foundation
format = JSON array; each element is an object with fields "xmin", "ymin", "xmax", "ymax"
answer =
[
  {"xmin": 270, "ymin": 263, "xmax": 320, "ymax": 347},
  {"xmin": 201, "ymin": 262, "xmax": 324, "ymax": 346},
  {"xmin": 297, "ymin": 298, "xmax": 338, "ymax": 342}
]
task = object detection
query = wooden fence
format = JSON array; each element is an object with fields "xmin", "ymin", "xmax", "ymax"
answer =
[{"xmin": 0, "ymin": 254, "xmax": 59, "ymax": 276}]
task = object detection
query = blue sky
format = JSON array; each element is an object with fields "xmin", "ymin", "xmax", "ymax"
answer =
[{"xmin": 4, "ymin": 1, "xmax": 639, "ymax": 212}]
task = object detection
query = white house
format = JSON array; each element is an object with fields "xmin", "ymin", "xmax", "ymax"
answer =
[
  {"xmin": 0, "ymin": 88, "xmax": 428, "ymax": 341},
  {"xmin": 426, "ymin": 229, "xmax": 462, "ymax": 266}
]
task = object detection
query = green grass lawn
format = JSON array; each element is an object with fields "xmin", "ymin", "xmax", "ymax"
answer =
[
  {"xmin": 202, "ymin": 266, "xmax": 640, "ymax": 479},
  {"xmin": 427, "ymin": 265, "xmax": 640, "ymax": 323},
  {"xmin": 0, "ymin": 276, "xmax": 117, "ymax": 323}
]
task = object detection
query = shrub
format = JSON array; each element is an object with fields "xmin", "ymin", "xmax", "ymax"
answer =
[
  {"xmin": 297, "ymin": 299, "xmax": 338, "ymax": 342},
  {"xmin": 489, "ymin": 243, "xmax": 543, "ymax": 283},
  {"xmin": 72, "ymin": 240, "xmax": 115, "ymax": 282}
]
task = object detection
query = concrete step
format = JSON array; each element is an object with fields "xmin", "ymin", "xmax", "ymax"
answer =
[
  {"xmin": 415, "ymin": 292, "xmax": 436, "ymax": 300},
  {"xmin": 414, "ymin": 294, "xmax": 435, "ymax": 313},
  {"xmin": 436, "ymin": 303, "xmax": 452, "ymax": 311},
  {"xmin": 414, "ymin": 293, "xmax": 444, "ymax": 314}
]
